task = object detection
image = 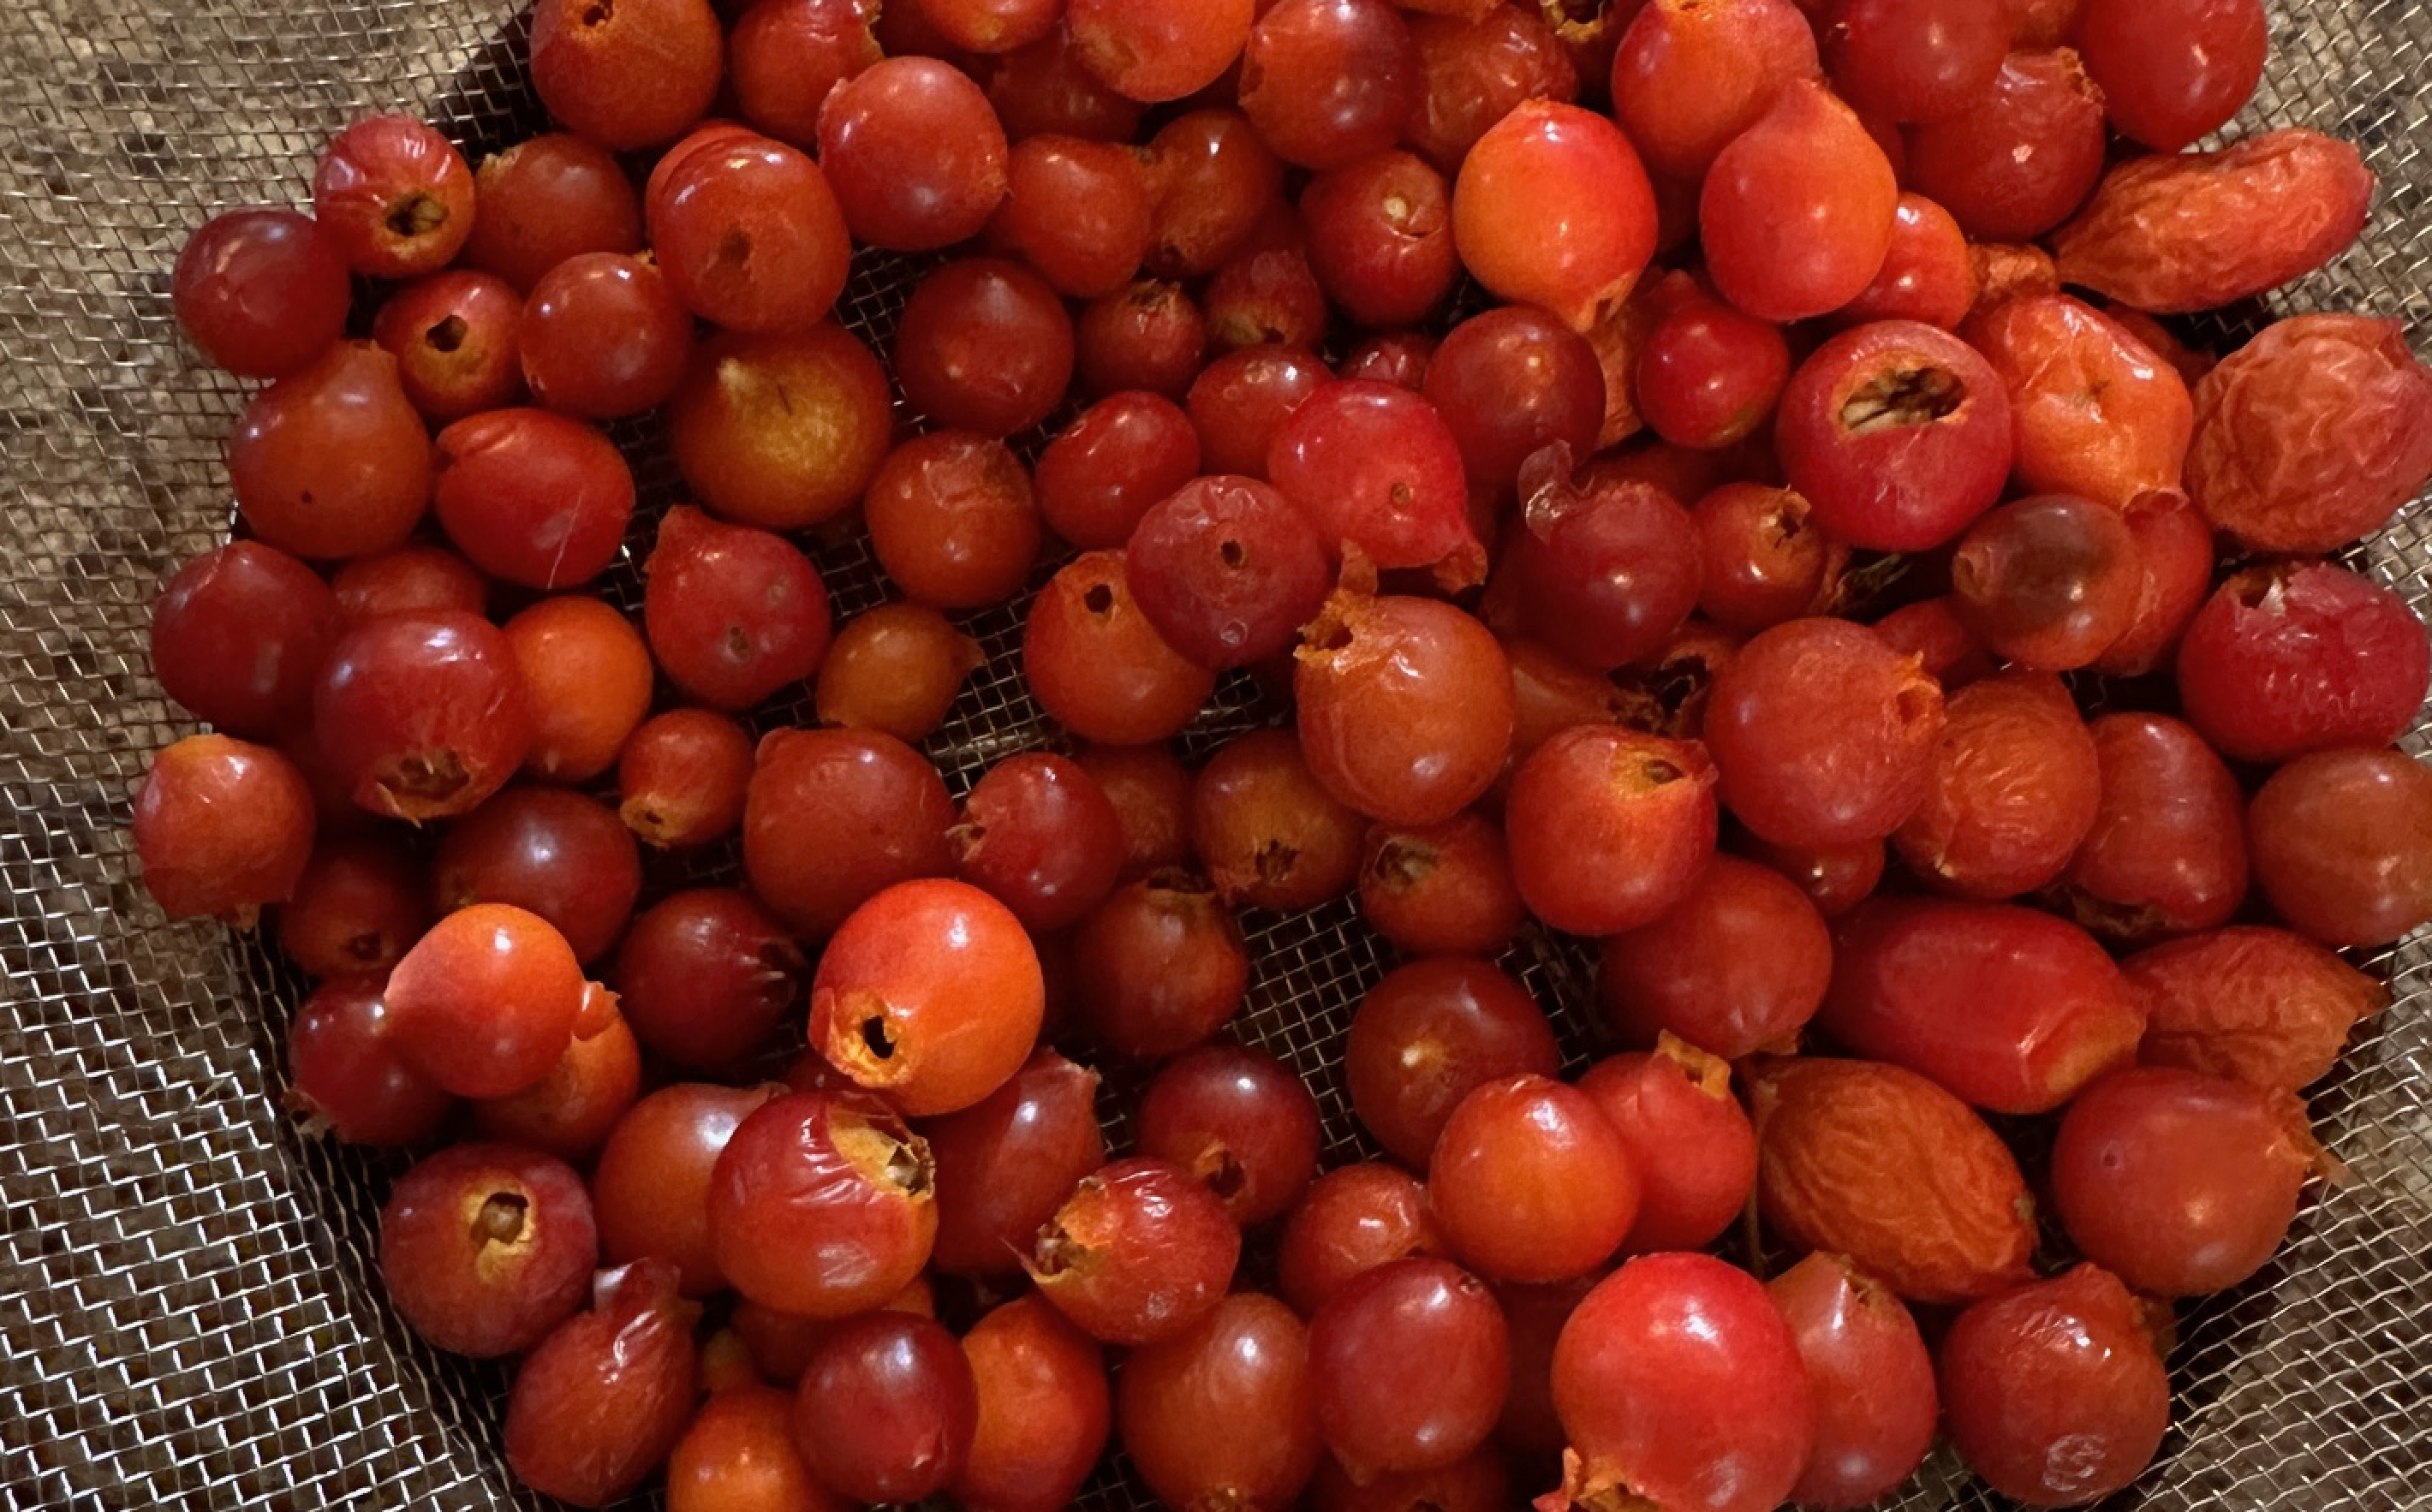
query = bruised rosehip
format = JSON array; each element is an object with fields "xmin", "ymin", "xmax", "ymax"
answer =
[
  {"xmin": 1346, "ymin": 956, "xmax": 1560, "ymax": 1168},
  {"xmin": 1429, "ymin": 1074, "xmax": 1639, "ymax": 1284},
  {"xmin": 1296, "ymin": 587, "xmax": 1514, "ymax": 826},
  {"xmin": 644, "ymin": 505, "xmax": 833, "ymax": 713},
  {"xmin": 430, "ymin": 409, "xmax": 634, "ymax": 591},
  {"xmin": 1505, "ymin": 726, "xmax": 1717, "ymax": 936},
  {"xmin": 1310, "ymin": 1257, "xmax": 1511, "ymax": 1479},
  {"xmin": 1820, "ymin": 896, "xmax": 2145, "ymax": 1114},
  {"xmin": 1597, "ymin": 854, "xmax": 1832, "ymax": 1059},
  {"xmin": 464, "ymin": 134, "xmax": 644, "ymax": 292},
  {"xmin": 1938, "ymin": 1265, "xmax": 2170, "ymax": 1508},
  {"xmin": 1765, "ymin": 1253, "xmax": 1937, "ymax": 1511},
  {"xmin": 1138, "ymin": 1045, "xmax": 1323, "ymax": 1226},
  {"xmin": 1406, "ymin": 7, "xmax": 1578, "ymax": 173},
  {"xmin": 1189, "ymin": 730, "xmax": 1367, "ymax": 911},
  {"xmin": 505, "ymin": 1259, "xmax": 701, "ymax": 1508},
  {"xmin": 955, "ymin": 1295, "xmax": 1112, "ymax": 1512},
  {"xmin": 1949, "ymin": 494, "xmax": 2143, "ymax": 671},
  {"xmin": 2058, "ymin": 712, "xmax": 2250, "ymax": 945},
  {"xmin": 1452, "ymin": 100, "xmax": 1655, "ymax": 332},
  {"xmin": 2131, "ymin": 926, "xmax": 2389, "ymax": 1093},
  {"xmin": 864, "ymin": 431, "xmax": 1043, "ymax": 610},
  {"xmin": 2177, "ymin": 561, "xmax": 2432, "ymax": 767},
  {"xmin": 1776, "ymin": 319, "xmax": 2012, "ymax": 552},
  {"xmin": 707, "ymin": 1089, "xmax": 938, "ymax": 1319},
  {"xmin": 1892, "ymin": 670, "xmax": 2101, "ymax": 900},
  {"xmin": 1705, "ymin": 617, "xmax": 1946, "ymax": 848},
  {"xmin": 2053, "ymin": 1066, "xmax": 2320, "ymax": 1297},
  {"xmin": 1577, "ymin": 1039, "xmax": 1757, "ymax": 1254},
  {"xmin": 132, "ymin": 734, "xmax": 315, "ymax": 927},
  {"xmin": 1026, "ymin": 1158, "xmax": 1243, "ymax": 1345},
  {"xmin": 617, "ymin": 709, "xmax": 756, "ymax": 851},
  {"xmin": 1749, "ymin": 1057, "xmax": 2036, "ymax": 1304},
  {"xmin": 927, "ymin": 1049, "xmax": 1107, "ymax": 1276},
  {"xmin": 1549, "ymin": 1253, "xmax": 1813, "ymax": 1512},
  {"xmin": 379, "ymin": 1141, "xmax": 597, "ymax": 1358},
  {"xmin": 1120, "ymin": 1293, "xmax": 1324, "ymax": 1512}
]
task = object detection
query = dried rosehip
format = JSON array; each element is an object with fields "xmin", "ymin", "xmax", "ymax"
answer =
[
  {"xmin": 1749, "ymin": 1057, "xmax": 2036, "ymax": 1305},
  {"xmin": 1892, "ymin": 670, "xmax": 2101, "ymax": 900},
  {"xmin": 2131, "ymin": 926, "xmax": 2389, "ymax": 1093},
  {"xmin": 2184, "ymin": 313, "xmax": 2432, "ymax": 553},
  {"xmin": 706, "ymin": 1089, "xmax": 938, "ymax": 1319},
  {"xmin": 2052, "ymin": 129, "xmax": 2376, "ymax": 315},
  {"xmin": 1964, "ymin": 292, "xmax": 2195, "ymax": 509}
]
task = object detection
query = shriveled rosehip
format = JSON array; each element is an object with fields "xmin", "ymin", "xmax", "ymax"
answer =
[
  {"xmin": 433, "ymin": 786, "xmax": 641, "ymax": 966},
  {"xmin": 709, "ymin": 1089, "xmax": 938, "ymax": 1318},
  {"xmin": 1138, "ymin": 1044, "xmax": 1323, "ymax": 1225},
  {"xmin": 1346, "ymin": 957, "xmax": 1560, "ymax": 1169},
  {"xmin": 1938, "ymin": 1265, "xmax": 2169, "ymax": 1507},
  {"xmin": 1429, "ymin": 1074, "xmax": 1637, "ymax": 1284},
  {"xmin": 1906, "ymin": 47, "xmax": 2107, "ymax": 241},
  {"xmin": 618, "ymin": 709, "xmax": 756, "ymax": 849},
  {"xmin": 1190, "ymin": 730, "xmax": 1366, "ymax": 911},
  {"xmin": 2250, "ymin": 747, "xmax": 2432, "ymax": 949},
  {"xmin": 284, "ymin": 975, "xmax": 450, "ymax": 1146},
  {"xmin": 529, "ymin": 0, "xmax": 723, "ymax": 149},
  {"xmin": 1121, "ymin": 1292, "xmax": 1324, "ymax": 1512},
  {"xmin": 955, "ymin": 1296, "xmax": 1112, "ymax": 1512},
  {"xmin": 1821, "ymin": 896, "xmax": 2143, "ymax": 1114},
  {"xmin": 1702, "ymin": 80, "xmax": 1898, "ymax": 323},
  {"xmin": 671, "ymin": 323, "xmax": 895, "ymax": 532},
  {"xmin": 380, "ymin": 902, "xmax": 585, "ymax": 1099},
  {"xmin": 644, "ymin": 505, "xmax": 832, "ymax": 713},
  {"xmin": 1749, "ymin": 1057, "xmax": 2036, "ymax": 1304},
  {"xmin": 171, "ymin": 207, "xmax": 351, "ymax": 378},
  {"xmin": 594, "ymin": 1081, "xmax": 784, "ymax": 1295},
  {"xmin": 464, "ymin": 134, "xmax": 643, "ymax": 292},
  {"xmin": 652, "ymin": 134, "xmax": 852, "ymax": 332},
  {"xmin": 1765, "ymin": 1253, "xmax": 1937, "ymax": 1511},
  {"xmin": 1311, "ymin": 1257, "xmax": 1510, "ymax": 1478},
  {"xmin": 313, "ymin": 610, "xmax": 533, "ymax": 823},
  {"xmin": 1598, "ymin": 854, "xmax": 1832, "ymax": 1059},
  {"xmin": 895, "ymin": 257, "xmax": 1075, "ymax": 438},
  {"xmin": 1068, "ymin": 0, "xmax": 1256, "ymax": 102},
  {"xmin": 1505, "ymin": 725, "xmax": 1717, "ymax": 936},
  {"xmin": 744, "ymin": 727, "xmax": 957, "ymax": 938},
  {"xmin": 1578, "ymin": 1039, "xmax": 1756, "ymax": 1254},
  {"xmin": 1452, "ymin": 100, "xmax": 1655, "ymax": 331},
  {"xmin": 794, "ymin": 1311, "xmax": 978, "ymax": 1504},
  {"xmin": 1072, "ymin": 872, "xmax": 1251, "ymax": 1059},
  {"xmin": 520, "ymin": 252, "xmax": 693, "ymax": 420},
  {"xmin": 1549, "ymin": 1254, "xmax": 1813, "ymax": 1512},
  {"xmin": 927, "ymin": 1049, "xmax": 1107, "ymax": 1275},
  {"xmin": 2059, "ymin": 712, "xmax": 2250, "ymax": 944},
  {"xmin": 1027, "ymin": 1158, "xmax": 1242, "ymax": 1344},
  {"xmin": 1296, "ymin": 588, "xmax": 1513, "ymax": 826},
  {"xmin": 229, "ymin": 342, "xmax": 431, "ymax": 561},
  {"xmin": 1705, "ymin": 616, "xmax": 1946, "ymax": 848},
  {"xmin": 865, "ymin": 432, "xmax": 1043, "ymax": 610},
  {"xmin": 614, "ymin": 889, "xmax": 804, "ymax": 1070},
  {"xmin": 952, "ymin": 753, "xmax": 1126, "ymax": 933},
  {"xmin": 373, "ymin": 270, "xmax": 526, "ymax": 422},
  {"xmin": 310, "ymin": 116, "xmax": 474, "ymax": 279},
  {"xmin": 379, "ymin": 1141, "xmax": 596, "ymax": 1358},
  {"xmin": 149, "ymin": 541, "xmax": 337, "ymax": 741},
  {"xmin": 1026, "ymin": 551, "xmax": 1218, "ymax": 746},
  {"xmin": 2177, "ymin": 561, "xmax": 2431, "ymax": 766},
  {"xmin": 1776, "ymin": 319, "xmax": 2012, "ymax": 551},
  {"xmin": 1964, "ymin": 292, "xmax": 2193, "ymax": 509},
  {"xmin": 2131, "ymin": 926, "xmax": 2389, "ymax": 1093},
  {"xmin": 1892, "ymin": 670, "xmax": 2101, "ymax": 899},
  {"xmin": 1406, "ymin": 7, "xmax": 1578, "ymax": 172},
  {"xmin": 1356, "ymin": 813, "xmax": 1527, "ymax": 958}
]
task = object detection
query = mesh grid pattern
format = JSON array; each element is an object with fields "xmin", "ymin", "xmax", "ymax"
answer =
[{"xmin": 2, "ymin": 1, "xmax": 2429, "ymax": 1508}]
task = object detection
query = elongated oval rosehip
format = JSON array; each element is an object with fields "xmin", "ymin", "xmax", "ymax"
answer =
[
  {"xmin": 1765, "ymin": 1253, "xmax": 1936, "ymax": 1511},
  {"xmin": 1550, "ymin": 1253, "xmax": 1813, "ymax": 1512},
  {"xmin": 1578, "ymin": 1039, "xmax": 1757, "ymax": 1254},
  {"xmin": 1821, "ymin": 896, "xmax": 2144, "ymax": 1114},
  {"xmin": 1939, "ymin": 1265, "xmax": 2170, "ymax": 1507},
  {"xmin": 707, "ymin": 1089, "xmax": 938, "ymax": 1319},
  {"xmin": 2176, "ymin": 561, "xmax": 2432, "ymax": 766},
  {"xmin": 1776, "ymin": 319, "xmax": 2012, "ymax": 551},
  {"xmin": 1702, "ymin": 80, "xmax": 1898, "ymax": 323},
  {"xmin": 1026, "ymin": 1158, "xmax": 1242, "ymax": 1345},
  {"xmin": 1749, "ymin": 1057, "xmax": 2036, "ymax": 1305},
  {"xmin": 2129, "ymin": 926, "xmax": 2389, "ymax": 1093},
  {"xmin": 1452, "ymin": 100, "xmax": 1656, "ymax": 332}
]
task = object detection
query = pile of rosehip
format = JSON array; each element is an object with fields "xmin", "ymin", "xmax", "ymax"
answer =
[{"xmin": 131, "ymin": 0, "xmax": 2432, "ymax": 1504}]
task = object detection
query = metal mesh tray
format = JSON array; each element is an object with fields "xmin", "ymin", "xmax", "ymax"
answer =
[{"xmin": 3, "ymin": 1, "xmax": 2429, "ymax": 1507}]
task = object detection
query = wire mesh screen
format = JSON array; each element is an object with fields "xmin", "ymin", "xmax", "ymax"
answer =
[{"xmin": 2, "ymin": 1, "xmax": 2429, "ymax": 1509}]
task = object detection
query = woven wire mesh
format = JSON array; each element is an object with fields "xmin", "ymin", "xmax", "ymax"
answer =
[{"xmin": 2, "ymin": 1, "xmax": 2429, "ymax": 1508}]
